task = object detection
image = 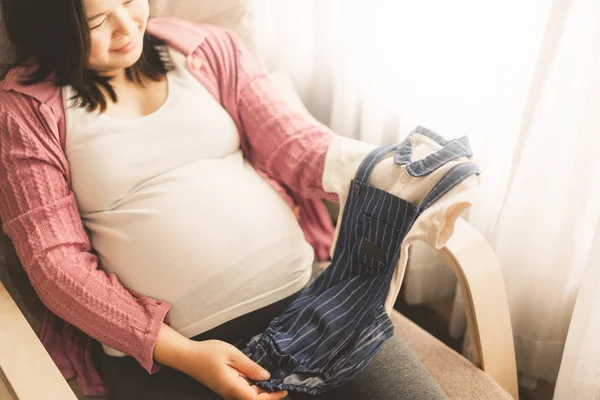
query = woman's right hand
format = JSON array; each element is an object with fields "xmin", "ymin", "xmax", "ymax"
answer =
[
  {"xmin": 154, "ymin": 323, "xmax": 287, "ymax": 400},
  {"xmin": 184, "ymin": 339, "xmax": 288, "ymax": 400}
]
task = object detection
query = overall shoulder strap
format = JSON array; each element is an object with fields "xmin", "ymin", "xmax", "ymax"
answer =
[{"xmin": 418, "ymin": 162, "xmax": 480, "ymax": 213}]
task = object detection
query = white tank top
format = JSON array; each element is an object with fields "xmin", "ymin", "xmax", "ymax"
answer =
[{"xmin": 62, "ymin": 47, "xmax": 313, "ymax": 354}]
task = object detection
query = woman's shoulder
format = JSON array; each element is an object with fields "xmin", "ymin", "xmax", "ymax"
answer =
[
  {"xmin": 147, "ymin": 17, "xmax": 242, "ymax": 56},
  {"xmin": 1, "ymin": 61, "xmax": 62, "ymax": 112},
  {"xmin": 148, "ymin": 16, "xmax": 234, "ymax": 38},
  {"xmin": 0, "ymin": 64, "xmax": 63, "ymax": 143},
  {"xmin": 0, "ymin": 80, "xmax": 40, "ymax": 123}
]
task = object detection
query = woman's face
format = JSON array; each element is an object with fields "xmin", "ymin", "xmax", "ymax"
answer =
[{"xmin": 83, "ymin": 0, "xmax": 150, "ymax": 76}]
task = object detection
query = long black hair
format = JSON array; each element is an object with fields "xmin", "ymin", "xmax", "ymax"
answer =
[{"xmin": 0, "ymin": 0, "xmax": 171, "ymax": 112}]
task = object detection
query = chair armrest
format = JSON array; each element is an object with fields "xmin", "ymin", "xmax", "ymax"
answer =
[
  {"xmin": 440, "ymin": 218, "xmax": 519, "ymax": 400},
  {"xmin": 0, "ymin": 280, "xmax": 77, "ymax": 400}
]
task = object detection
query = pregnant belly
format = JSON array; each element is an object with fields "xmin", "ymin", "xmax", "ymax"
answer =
[{"xmin": 81, "ymin": 157, "xmax": 314, "ymax": 313}]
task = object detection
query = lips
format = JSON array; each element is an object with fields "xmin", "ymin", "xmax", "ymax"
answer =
[{"xmin": 113, "ymin": 37, "xmax": 137, "ymax": 53}]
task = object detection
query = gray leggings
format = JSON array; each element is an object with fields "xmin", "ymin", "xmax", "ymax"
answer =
[{"xmin": 98, "ymin": 289, "xmax": 447, "ymax": 400}]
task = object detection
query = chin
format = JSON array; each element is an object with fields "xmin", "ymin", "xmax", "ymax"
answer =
[
  {"xmin": 123, "ymin": 51, "xmax": 144, "ymax": 68},
  {"xmin": 114, "ymin": 46, "xmax": 144, "ymax": 70}
]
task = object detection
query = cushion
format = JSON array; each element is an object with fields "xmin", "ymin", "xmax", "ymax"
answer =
[
  {"xmin": 149, "ymin": 0, "xmax": 259, "ymax": 58},
  {"xmin": 0, "ymin": 8, "xmax": 17, "ymax": 69},
  {"xmin": 150, "ymin": 0, "xmax": 248, "ymax": 27},
  {"xmin": 268, "ymin": 70, "xmax": 320, "ymax": 125},
  {"xmin": 390, "ymin": 310, "xmax": 513, "ymax": 400}
]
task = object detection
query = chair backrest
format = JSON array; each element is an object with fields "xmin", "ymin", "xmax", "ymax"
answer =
[
  {"xmin": 0, "ymin": 230, "xmax": 45, "ymax": 335},
  {"xmin": 0, "ymin": 8, "xmax": 18, "ymax": 69},
  {"xmin": 149, "ymin": 0, "xmax": 258, "ymax": 56}
]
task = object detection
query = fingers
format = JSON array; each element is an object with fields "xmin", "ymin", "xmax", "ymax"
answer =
[
  {"xmin": 257, "ymin": 390, "xmax": 289, "ymax": 400},
  {"xmin": 237, "ymin": 370, "xmax": 288, "ymax": 400},
  {"xmin": 229, "ymin": 373, "xmax": 287, "ymax": 400},
  {"xmin": 228, "ymin": 377, "xmax": 260, "ymax": 400},
  {"xmin": 248, "ymin": 380, "xmax": 287, "ymax": 398},
  {"xmin": 250, "ymin": 384, "xmax": 262, "ymax": 395},
  {"xmin": 239, "ymin": 374, "xmax": 261, "ymax": 395},
  {"xmin": 229, "ymin": 350, "xmax": 271, "ymax": 381}
]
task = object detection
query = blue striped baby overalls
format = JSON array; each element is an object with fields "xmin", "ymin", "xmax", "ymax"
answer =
[{"xmin": 241, "ymin": 127, "xmax": 480, "ymax": 395}]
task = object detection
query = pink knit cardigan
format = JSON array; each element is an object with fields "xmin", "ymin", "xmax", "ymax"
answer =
[{"xmin": 0, "ymin": 17, "xmax": 338, "ymax": 396}]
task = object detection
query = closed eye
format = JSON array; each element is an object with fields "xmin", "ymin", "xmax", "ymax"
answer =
[
  {"xmin": 91, "ymin": 18, "xmax": 107, "ymax": 30},
  {"xmin": 89, "ymin": 0, "xmax": 135, "ymax": 30}
]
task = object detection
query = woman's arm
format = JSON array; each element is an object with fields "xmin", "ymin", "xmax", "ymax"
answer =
[
  {"xmin": 155, "ymin": 323, "xmax": 288, "ymax": 400},
  {"xmin": 0, "ymin": 104, "xmax": 170, "ymax": 374},
  {"xmin": 217, "ymin": 29, "xmax": 339, "ymax": 201}
]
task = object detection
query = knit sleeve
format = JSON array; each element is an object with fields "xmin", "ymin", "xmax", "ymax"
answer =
[
  {"xmin": 212, "ymin": 28, "xmax": 339, "ymax": 201},
  {"xmin": 0, "ymin": 106, "xmax": 171, "ymax": 374}
]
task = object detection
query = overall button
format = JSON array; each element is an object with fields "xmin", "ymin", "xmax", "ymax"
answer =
[
  {"xmin": 191, "ymin": 58, "xmax": 203, "ymax": 70},
  {"xmin": 353, "ymin": 183, "xmax": 361, "ymax": 196}
]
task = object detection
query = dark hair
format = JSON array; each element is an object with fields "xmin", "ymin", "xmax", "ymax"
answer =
[{"xmin": 0, "ymin": 0, "xmax": 172, "ymax": 112}]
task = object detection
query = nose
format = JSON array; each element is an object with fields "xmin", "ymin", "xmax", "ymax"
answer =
[{"xmin": 113, "ymin": 8, "xmax": 136, "ymax": 39}]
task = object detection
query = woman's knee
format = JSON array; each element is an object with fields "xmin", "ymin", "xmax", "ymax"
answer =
[
  {"xmin": 291, "ymin": 334, "xmax": 447, "ymax": 400},
  {"xmin": 368, "ymin": 335, "xmax": 447, "ymax": 399}
]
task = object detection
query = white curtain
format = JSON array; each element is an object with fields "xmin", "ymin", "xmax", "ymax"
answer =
[
  {"xmin": 554, "ymin": 217, "xmax": 600, "ymax": 399},
  {"xmin": 249, "ymin": 0, "xmax": 600, "ymax": 393}
]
